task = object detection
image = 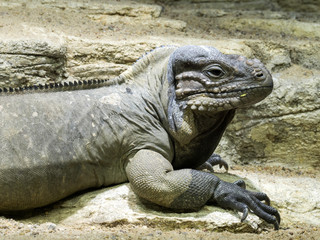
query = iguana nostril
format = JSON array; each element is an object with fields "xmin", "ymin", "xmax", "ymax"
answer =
[{"xmin": 256, "ymin": 72, "xmax": 264, "ymax": 78}]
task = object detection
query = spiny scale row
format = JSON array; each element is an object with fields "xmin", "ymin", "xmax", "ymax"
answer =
[
  {"xmin": 0, "ymin": 79, "xmax": 108, "ymax": 94},
  {"xmin": 186, "ymin": 97, "xmax": 236, "ymax": 112}
]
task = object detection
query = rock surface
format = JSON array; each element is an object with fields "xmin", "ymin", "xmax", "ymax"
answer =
[
  {"xmin": 18, "ymin": 170, "xmax": 319, "ymax": 230},
  {"xmin": 57, "ymin": 182, "xmax": 262, "ymax": 232},
  {"xmin": 0, "ymin": 0, "xmax": 320, "ymax": 239}
]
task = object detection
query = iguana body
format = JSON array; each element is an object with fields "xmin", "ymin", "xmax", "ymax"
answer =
[{"xmin": 0, "ymin": 46, "xmax": 280, "ymax": 229}]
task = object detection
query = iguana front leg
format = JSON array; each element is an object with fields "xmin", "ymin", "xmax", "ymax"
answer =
[
  {"xmin": 126, "ymin": 149, "xmax": 280, "ymax": 229},
  {"xmin": 126, "ymin": 150, "xmax": 219, "ymax": 209}
]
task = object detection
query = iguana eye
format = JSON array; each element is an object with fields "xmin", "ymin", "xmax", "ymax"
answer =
[{"xmin": 204, "ymin": 65, "xmax": 225, "ymax": 78}]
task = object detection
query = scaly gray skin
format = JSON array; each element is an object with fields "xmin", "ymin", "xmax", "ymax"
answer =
[{"xmin": 0, "ymin": 45, "xmax": 280, "ymax": 229}]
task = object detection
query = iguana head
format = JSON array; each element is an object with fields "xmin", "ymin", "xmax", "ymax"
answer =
[{"xmin": 168, "ymin": 45, "xmax": 273, "ymax": 113}]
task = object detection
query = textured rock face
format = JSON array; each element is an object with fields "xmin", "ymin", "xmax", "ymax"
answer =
[{"xmin": 0, "ymin": 41, "xmax": 67, "ymax": 87}]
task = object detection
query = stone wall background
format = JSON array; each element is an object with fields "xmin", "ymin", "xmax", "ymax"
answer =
[{"xmin": 0, "ymin": 0, "xmax": 319, "ymax": 169}]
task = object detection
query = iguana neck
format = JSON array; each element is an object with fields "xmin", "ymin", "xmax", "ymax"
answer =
[
  {"xmin": 168, "ymin": 109, "xmax": 231, "ymax": 146},
  {"xmin": 117, "ymin": 46, "xmax": 178, "ymax": 128}
]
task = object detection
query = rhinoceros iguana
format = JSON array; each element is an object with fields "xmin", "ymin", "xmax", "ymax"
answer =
[{"xmin": 0, "ymin": 45, "xmax": 280, "ymax": 229}]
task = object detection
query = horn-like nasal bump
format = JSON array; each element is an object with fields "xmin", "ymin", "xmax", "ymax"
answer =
[{"xmin": 246, "ymin": 59, "xmax": 254, "ymax": 66}]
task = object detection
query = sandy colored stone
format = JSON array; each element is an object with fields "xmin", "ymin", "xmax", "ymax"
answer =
[
  {"xmin": 214, "ymin": 17, "xmax": 320, "ymax": 39},
  {"xmin": 60, "ymin": 184, "xmax": 261, "ymax": 232},
  {"xmin": 89, "ymin": 15, "xmax": 186, "ymax": 31},
  {"xmin": 0, "ymin": 40, "xmax": 67, "ymax": 86},
  {"xmin": 276, "ymin": 0, "xmax": 320, "ymax": 12},
  {"xmin": 0, "ymin": 0, "xmax": 162, "ymax": 18}
]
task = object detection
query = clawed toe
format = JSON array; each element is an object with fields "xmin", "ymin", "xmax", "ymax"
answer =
[{"xmin": 198, "ymin": 154, "xmax": 229, "ymax": 172}]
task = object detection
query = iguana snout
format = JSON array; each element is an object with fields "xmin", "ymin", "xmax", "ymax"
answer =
[{"xmin": 170, "ymin": 45, "xmax": 273, "ymax": 113}]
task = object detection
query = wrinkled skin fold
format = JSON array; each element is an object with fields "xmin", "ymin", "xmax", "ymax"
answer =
[{"xmin": 0, "ymin": 45, "xmax": 280, "ymax": 229}]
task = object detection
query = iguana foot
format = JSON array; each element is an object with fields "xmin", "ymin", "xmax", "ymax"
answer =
[
  {"xmin": 213, "ymin": 180, "xmax": 280, "ymax": 230},
  {"xmin": 197, "ymin": 154, "xmax": 229, "ymax": 172}
]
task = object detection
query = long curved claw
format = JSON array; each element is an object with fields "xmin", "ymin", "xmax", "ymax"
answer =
[
  {"xmin": 251, "ymin": 197, "xmax": 281, "ymax": 224},
  {"xmin": 197, "ymin": 154, "xmax": 228, "ymax": 172},
  {"xmin": 241, "ymin": 207, "xmax": 249, "ymax": 222},
  {"xmin": 274, "ymin": 220, "xmax": 280, "ymax": 230},
  {"xmin": 197, "ymin": 162, "xmax": 215, "ymax": 172},
  {"xmin": 207, "ymin": 154, "xmax": 229, "ymax": 171},
  {"xmin": 274, "ymin": 210, "xmax": 281, "ymax": 225},
  {"xmin": 266, "ymin": 205, "xmax": 281, "ymax": 225},
  {"xmin": 244, "ymin": 193, "xmax": 280, "ymax": 230},
  {"xmin": 222, "ymin": 195, "xmax": 249, "ymax": 221},
  {"xmin": 252, "ymin": 192, "xmax": 270, "ymax": 205}
]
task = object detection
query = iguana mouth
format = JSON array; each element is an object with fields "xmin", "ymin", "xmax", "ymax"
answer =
[
  {"xmin": 175, "ymin": 85, "xmax": 271, "ymax": 100},
  {"xmin": 176, "ymin": 86, "xmax": 272, "ymax": 112}
]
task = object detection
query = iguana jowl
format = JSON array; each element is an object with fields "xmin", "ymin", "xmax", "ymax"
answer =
[{"xmin": 0, "ymin": 45, "xmax": 280, "ymax": 229}]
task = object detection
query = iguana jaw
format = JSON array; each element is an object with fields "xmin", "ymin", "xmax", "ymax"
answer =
[
  {"xmin": 181, "ymin": 86, "xmax": 271, "ymax": 112},
  {"xmin": 175, "ymin": 84, "xmax": 272, "ymax": 112}
]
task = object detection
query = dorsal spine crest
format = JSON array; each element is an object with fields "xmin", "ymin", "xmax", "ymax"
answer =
[{"xmin": 0, "ymin": 79, "xmax": 113, "ymax": 94}]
